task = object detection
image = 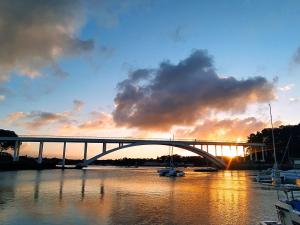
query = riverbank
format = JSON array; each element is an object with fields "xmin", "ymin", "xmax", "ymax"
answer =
[
  {"xmin": 0, "ymin": 155, "xmax": 293, "ymax": 171},
  {"xmin": 0, "ymin": 157, "xmax": 59, "ymax": 171}
]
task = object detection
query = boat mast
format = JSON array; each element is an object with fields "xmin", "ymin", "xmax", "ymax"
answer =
[
  {"xmin": 269, "ymin": 103, "xmax": 278, "ymax": 168},
  {"xmin": 170, "ymin": 134, "xmax": 174, "ymax": 168}
]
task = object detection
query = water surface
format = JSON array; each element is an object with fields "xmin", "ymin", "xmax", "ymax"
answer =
[{"xmin": 0, "ymin": 167, "xmax": 278, "ymax": 225}]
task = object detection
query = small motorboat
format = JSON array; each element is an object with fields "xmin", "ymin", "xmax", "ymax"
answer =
[
  {"xmin": 194, "ymin": 167, "xmax": 218, "ymax": 172},
  {"xmin": 259, "ymin": 185, "xmax": 300, "ymax": 225}
]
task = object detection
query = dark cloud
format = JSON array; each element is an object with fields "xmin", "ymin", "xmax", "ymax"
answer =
[
  {"xmin": 113, "ymin": 50, "xmax": 275, "ymax": 130},
  {"xmin": 0, "ymin": 0, "xmax": 94, "ymax": 81}
]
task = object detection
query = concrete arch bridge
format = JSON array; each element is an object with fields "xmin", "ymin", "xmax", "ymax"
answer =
[{"xmin": 0, "ymin": 136, "xmax": 266, "ymax": 169}]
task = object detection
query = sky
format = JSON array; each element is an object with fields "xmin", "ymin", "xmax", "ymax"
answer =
[{"xmin": 0, "ymin": 0, "xmax": 299, "ymax": 159}]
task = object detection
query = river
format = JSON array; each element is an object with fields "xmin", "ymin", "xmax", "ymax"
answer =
[{"xmin": 0, "ymin": 167, "xmax": 279, "ymax": 225}]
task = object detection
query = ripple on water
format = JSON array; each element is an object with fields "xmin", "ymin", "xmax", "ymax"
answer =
[{"xmin": 0, "ymin": 168, "xmax": 278, "ymax": 225}]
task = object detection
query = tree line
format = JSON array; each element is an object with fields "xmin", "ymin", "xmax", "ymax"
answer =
[{"xmin": 248, "ymin": 123, "xmax": 300, "ymax": 163}]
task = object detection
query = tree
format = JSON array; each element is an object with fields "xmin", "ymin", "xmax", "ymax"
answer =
[
  {"xmin": 0, "ymin": 129, "xmax": 19, "ymax": 152},
  {"xmin": 248, "ymin": 123, "xmax": 300, "ymax": 163}
]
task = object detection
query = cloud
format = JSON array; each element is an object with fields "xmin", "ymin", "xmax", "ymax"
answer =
[
  {"xmin": 86, "ymin": 0, "xmax": 151, "ymax": 28},
  {"xmin": 289, "ymin": 97, "xmax": 299, "ymax": 103},
  {"xmin": 0, "ymin": 95, "xmax": 5, "ymax": 101},
  {"xmin": 175, "ymin": 117, "xmax": 277, "ymax": 141},
  {"xmin": 23, "ymin": 111, "xmax": 72, "ymax": 129},
  {"xmin": 0, "ymin": 0, "xmax": 94, "ymax": 81},
  {"xmin": 7, "ymin": 112, "xmax": 27, "ymax": 122},
  {"xmin": 169, "ymin": 26, "xmax": 186, "ymax": 43},
  {"xmin": 3, "ymin": 111, "xmax": 72, "ymax": 129},
  {"xmin": 278, "ymin": 84, "xmax": 294, "ymax": 92},
  {"xmin": 3, "ymin": 108, "xmax": 114, "ymax": 133},
  {"xmin": 293, "ymin": 47, "xmax": 300, "ymax": 64},
  {"xmin": 113, "ymin": 50, "xmax": 275, "ymax": 131},
  {"xmin": 78, "ymin": 111, "xmax": 114, "ymax": 130},
  {"xmin": 73, "ymin": 99, "xmax": 85, "ymax": 112}
]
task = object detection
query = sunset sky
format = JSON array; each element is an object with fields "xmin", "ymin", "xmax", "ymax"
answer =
[{"xmin": 0, "ymin": 0, "xmax": 299, "ymax": 159}]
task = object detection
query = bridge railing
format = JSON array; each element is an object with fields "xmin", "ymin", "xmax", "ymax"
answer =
[{"xmin": 16, "ymin": 135, "xmax": 251, "ymax": 144}]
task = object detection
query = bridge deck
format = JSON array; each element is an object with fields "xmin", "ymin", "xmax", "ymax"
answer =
[{"xmin": 0, "ymin": 136, "xmax": 265, "ymax": 146}]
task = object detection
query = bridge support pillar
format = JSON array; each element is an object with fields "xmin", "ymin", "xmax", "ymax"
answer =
[
  {"xmin": 220, "ymin": 145, "xmax": 223, "ymax": 158},
  {"xmin": 250, "ymin": 147, "xmax": 253, "ymax": 161},
  {"xmin": 261, "ymin": 146, "xmax": 265, "ymax": 161},
  {"xmin": 215, "ymin": 145, "xmax": 217, "ymax": 156},
  {"xmin": 236, "ymin": 146, "xmax": 238, "ymax": 157},
  {"xmin": 38, "ymin": 142, "xmax": 44, "ymax": 164},
  {"xmin": 254, "ymin": 148, "xmax": 258, "ymax": 161},
  {"xmin": 243, "ymin": 146, "xmax": 246, "ymax": 161},
  {"xmin": 103, "ymin": 143, "xmax": 106, "ymax": 153},
  {"xmin": 83, "ymin": 142, "xmax": 88, "ymax": 166},
  {"xmin": 206, "ymin": 145, "xmax": 208, "ymax": 153},
  {"xmin": 13, "ymin": 141, "xmax": 20, "ymax": 162},
  {"xmin": 62, "ymin": 142, "xmax": 67, "ymax": 168}
]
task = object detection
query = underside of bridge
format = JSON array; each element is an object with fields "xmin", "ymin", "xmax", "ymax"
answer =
[{"xmin": 81, "ymin": 142, "xmax": 227, "ymax": 169}]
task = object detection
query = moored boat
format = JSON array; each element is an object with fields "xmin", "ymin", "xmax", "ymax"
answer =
[
  {"xmin": 259, "ymin": 185, "xmax": 300, "ymax": 225},
  {"xmin": 158, "ymin": 168, "xmax": 185, "ymax": 177},
  {"xmin": 280, "ymin": 169, "xmax": 300, "ymax": 181},
  {"xmin": 157, "ymin": 134, "xmax": 185, "ymax": 177},
  {"xmin": 194, "ymin": 167, "xmax": 218, "ymax": 172}
]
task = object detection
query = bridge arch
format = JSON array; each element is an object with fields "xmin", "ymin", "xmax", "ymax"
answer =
[{"xmin": 83, "ymin": 142, "xmax": 226, "ymax": 169}]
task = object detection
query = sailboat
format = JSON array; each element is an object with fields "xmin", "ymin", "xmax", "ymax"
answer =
[
  {"xmin": 157, "ymin": 135, "xmax": 185, "ymax": 177},
  {"xmin": 256, "ymin": 104, "xmax": 281, "ymax": 184}
]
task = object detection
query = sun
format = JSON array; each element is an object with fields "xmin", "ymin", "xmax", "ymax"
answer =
[{"xmin": 236, "ymin": 137, "xmax": 242, "ymax": 142}]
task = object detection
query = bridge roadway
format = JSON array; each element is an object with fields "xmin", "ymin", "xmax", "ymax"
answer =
[{"xmin": 0, "ymin": 136, "xmax": 266, "ymax": 169}]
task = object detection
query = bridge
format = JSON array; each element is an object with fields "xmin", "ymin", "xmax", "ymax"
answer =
[{"xmin": 0, "ymin": 136, "xmax": 266, "ymax": 169}]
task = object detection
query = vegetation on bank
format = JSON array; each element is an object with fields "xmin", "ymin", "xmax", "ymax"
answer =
[
  {"xmin": 248, "ymin": 123, "xmax": 300, "ymax": 163},
  {"xmin": 0, "ymin": 129, "xmax": 19, "ymax": 152}
]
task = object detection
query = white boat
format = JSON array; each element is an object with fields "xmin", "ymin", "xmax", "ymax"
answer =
[{"xmin": 259, "ymin": 185, "xmax": 300, "ymax": 225}]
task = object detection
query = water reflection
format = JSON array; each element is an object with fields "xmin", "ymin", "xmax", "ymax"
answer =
[{"xmin": 0, "ymin": 168, "xmax": 278, "ymax": 225}]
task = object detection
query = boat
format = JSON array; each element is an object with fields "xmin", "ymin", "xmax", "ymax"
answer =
[
  {"xmin": 256, "ymin": 104, "xmax": 281, "ymax": 184},
  {"xmin": 157, "ymin": 135, "xmax": 185, "ymax": 177},
  {"xmin": 256, "ymin": 168, "xmax": 275, "ymax": 183},
  {"xmin": 158, "ymin": 168, "xmax": 185, "ymax": 177},
  {"xmin": 259, "ymin": 185, "xmax": 300, "ymax": 225},
  {"xmin": 194, "ymin": 167, "xmax": 218, "ymax": 172},
  {"xmin": 280, "ymin": 169, "xmax": 300, "ymax": 181}
]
